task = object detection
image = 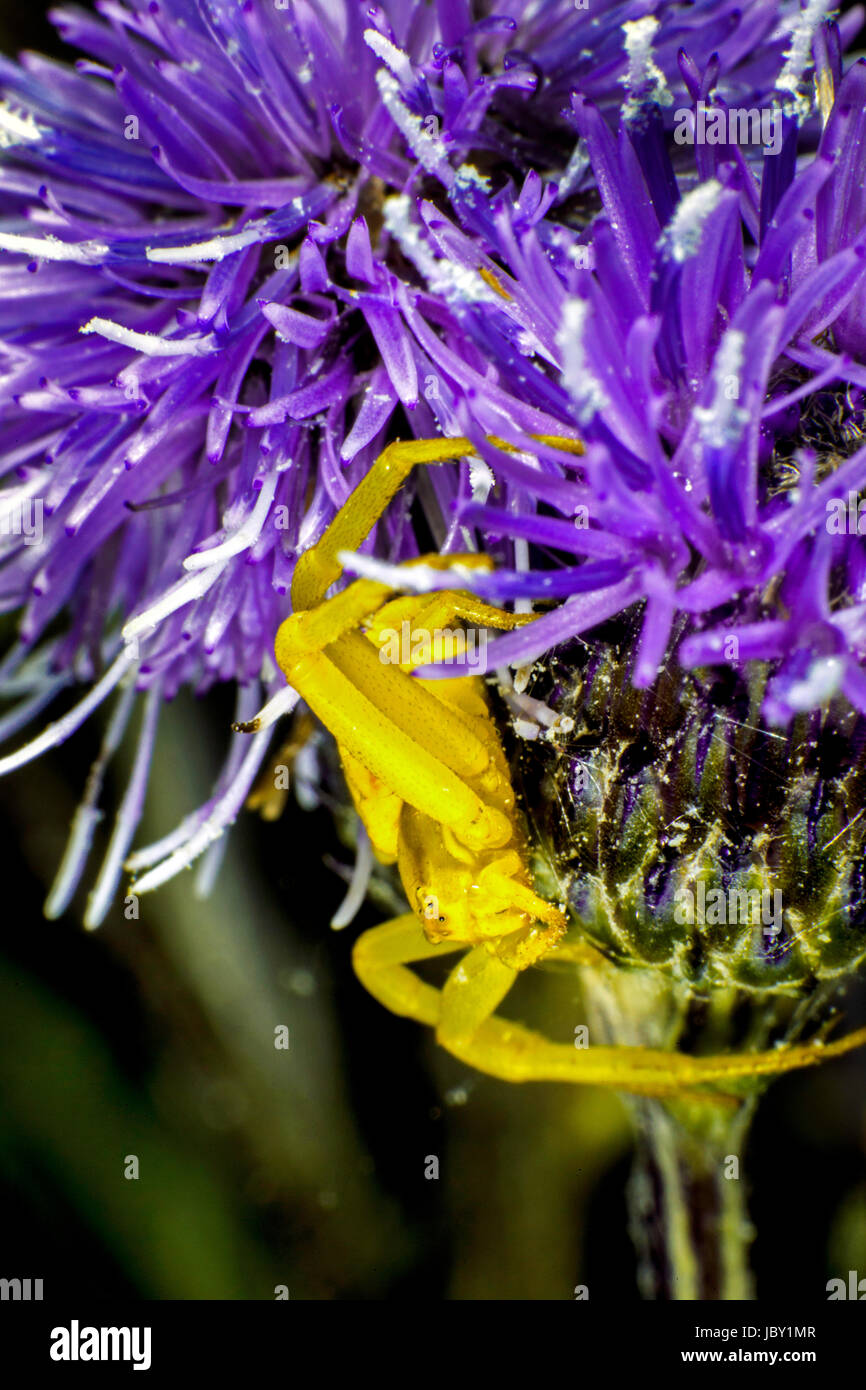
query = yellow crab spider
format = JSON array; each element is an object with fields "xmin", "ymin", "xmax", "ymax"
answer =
[{"xmin": 274, "ymin": 435, "xmax": 866, "ymax": 1100}]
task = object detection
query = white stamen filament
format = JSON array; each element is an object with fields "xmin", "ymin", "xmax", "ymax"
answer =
[
  {"xmin": 44, "ymin": 677, "xmax": 139, "ymax": 920},
  {"xmin": 382, "ymin": 199, "xmax": 500, "ymax": 306},
  {"xmin": 123, "ymin": 566, "xmax": 222, "ymax": 642},
  {"xmin": 660, "ymin": 180, "xmax": 724, "ymax": 264},
  {"xmin": 125, "ymin": 808, "xmax": 207, "ymax": 872},
  {"xmin": 80, "ymin": 317, "xmax": 216, "ymax": 356},
  {"xmin": 330, "ymin": 826, "xmax": 374, "ymax": 930},
  {"xmin": 557, "ymin": 297, "xmax": 611, "ymax": 424},
  {"xmin": 0, "ymin": 648, "xmax": 137, "ymax": 777},
  {"xmin": 194, "ymin": 835, "xmax": 229, "ymax": 899},
  {"xmin": 382, "ymin": 195, "xmax": 440, "ymax": 279},
  {"xmin": 130, "ymin": 725, "xmax": 272, "ymax": 895},
  {"xmin": 507, "ymin": 690, "xmax": 559, "ymax": 727},
  {"xmin": 785, "ymin": 656, "xmax": 845, "ymax": 710},
  {"xmin": 512, "ymin": 536, "xmax": 533, "ymax": 616},
  {"xmin": 620, "ymin": 17, "xmax": 674, "ymax": 119},
  {"xmin": 239, "ymin": 683, "xmax": 300, "ymax": 732},
  {"xmin": 337, "ymin": 549, "xmax": 476, "ymax": 591},
  {"xmin": 44, "ymin": 806, "xmax": 103, "ymax": 920},
  {"xmin": 0, "ymin": 676, "xmax": 71, "ymax": 743},
  {"xmin": 84, "ymin": 686, "xmax": 162, "ymax": 930},
  {"xmin": 183, "ymin": 473, "xmax": 278, "ymax": 571},
  {"xmin": 376, "ymin": 70, "xmax": 452, "ymax": 183},
  {"xmin": 469, "ymin": 457, "xmax": 495, "ymax": 505},
  {"xmin": 0, "ymin": 470, "xmax": 50, "ymax": 525},
  {"xmin": 694, "ymin": 329, "xmax": 750, "ymax": 449},
  {"xmin": 146, "ymin": 226, "xmax": 265, "ymax": 264},
  {"xmin": 0, "ymin": 232, "xmax": 109, "ymax": 263},
  {"xmin": 777, "ymin": 0, "xmax": 831, "ymax": 119},
  {"xmin": 0, "ymin": 101, "xmax": 41, "ymax": 147},
  {"xmin": 363, "ymin": 29, "xmax": 415, "ymax": 85}
]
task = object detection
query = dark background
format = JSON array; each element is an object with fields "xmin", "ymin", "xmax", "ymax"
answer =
[{"xmin": 0, "ymin": 1, "xmax": 864, "ymax": 1301}]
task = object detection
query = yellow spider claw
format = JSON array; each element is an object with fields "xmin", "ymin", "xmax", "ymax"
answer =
[{"xmin": 275, "ymin": 435, "xmax": 866, "ymax": 1099}]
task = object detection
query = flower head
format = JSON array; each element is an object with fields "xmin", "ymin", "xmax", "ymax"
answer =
[
  {"xmin": 370, "ymin": 33, "xmax": 866, "ymax": 741},
  {"xmin": 0, "ymin": 0, "xmax": 862, "ymax": 924}
]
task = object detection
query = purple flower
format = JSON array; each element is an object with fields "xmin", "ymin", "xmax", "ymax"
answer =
[
  {"xmin": 0, "ymin": 0, "xmax": 859, "ymax": 923},
  {"xmin": 352, "ymin": 18, "xmax": 866, "ymax": 737}
]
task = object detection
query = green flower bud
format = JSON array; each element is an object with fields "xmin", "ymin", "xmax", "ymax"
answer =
[{"xmin": 508, "ymin": 624, "xmax": 866, "ymax": 997}]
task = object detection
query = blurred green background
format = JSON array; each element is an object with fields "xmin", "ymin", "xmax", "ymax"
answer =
[{"xmin": 1, "ymin": 1, "xmax": 865, "ymax": 1301}]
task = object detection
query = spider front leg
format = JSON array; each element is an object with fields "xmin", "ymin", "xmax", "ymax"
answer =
[
  {"xmin": 367, "ymin": 581, "xmax": 537, "ymax": 677},
  {"xmin": 289, "ymin": 432, "xmax": 584, "ymax": 611}
]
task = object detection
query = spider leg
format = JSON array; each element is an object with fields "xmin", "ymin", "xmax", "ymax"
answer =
[
  {"xmin": 351, "ymin": 917, "xmax": 522, "ymax": 1054},
  {"xmin": 478, "ymin": 852, "xmax": 565, "ymax": 932},
  {"xmin": 368, "ymin": 587, "xmax": 536, "ymax": 663},
  {"xmin": 290, "ymin": 434, "xmax": 584, "ymax": 611},
  {"xmin": 448, "ymin": 1014, "xmax": 866, "ymax": 1096},
  {"xmin": 352, "ymin": 918, "xmax": 866, "ymax": 1099},
  {"xmin": 367, "ymin": 551, "xmax": 536, "ymax": 642},
  {"xmin": 292, "ymin": 437, "xmax": 479, "ymax": 611},
  {"xmin": 352, "ymin": 917, "xmax": 708, "ymax": 1098},
  {"xmin": 277, "ymin": 575, "xmax": 523, "ymax": 851},
  {"xmin": 328, "ymin": 631, "xmax": 493, "ymax": 780},
  {"xmin": 278, "ymin": 566, "xmax": 527, "ymax": 783},
  {"xmin": 276, "ymin": 433, "xmax": 579, "ymax": 852},
  {"xmin": 437, "ymin": 943, "xmax": 517, "ymax": 1047},
  {"xmin": 352, "ymin": 913, "xmax": 463, "ymax": 1027},
  {"xmin": 276, "ymin": 621, "xmax": 512, "ymax": 851},
  {"xmin": 276, "ymin": 576, "xmax": 392, "ymax": 664}
]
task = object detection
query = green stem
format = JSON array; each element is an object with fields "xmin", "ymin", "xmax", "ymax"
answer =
[{"xmin": 627, "ymin": 1098, "xmax": 755, "ymax": 1300}]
